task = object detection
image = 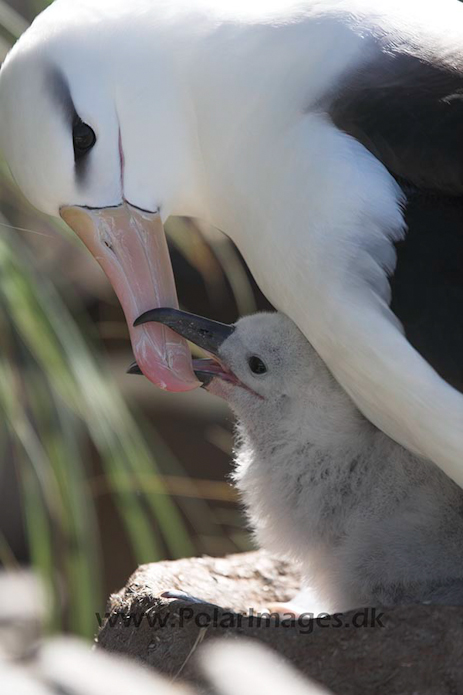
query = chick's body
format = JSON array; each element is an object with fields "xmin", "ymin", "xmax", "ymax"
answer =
[{"xmin": 216, "ymin": 313, "xmax": 463, "ymax": 612}]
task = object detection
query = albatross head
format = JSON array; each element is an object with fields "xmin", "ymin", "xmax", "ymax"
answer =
[{"xmin": 0, "ymin": 0, "xmax": 205, "ymax": 391}]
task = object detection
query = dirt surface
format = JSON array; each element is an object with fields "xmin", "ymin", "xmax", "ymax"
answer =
[{"xmin": 97, "ymin": 550, "xmax": 463, "ymax": 694}]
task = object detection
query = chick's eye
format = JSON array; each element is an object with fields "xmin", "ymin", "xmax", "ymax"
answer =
[
  {"xmin": 73, "ymin": 120, "xmax": 96, "ymax": 158},
  {"xmin": 248, "ymin": 356, "xmax": 267, "ymax": 375}
]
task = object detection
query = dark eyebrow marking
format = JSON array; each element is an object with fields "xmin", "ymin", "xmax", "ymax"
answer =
[
  {"xmin": 46, "ymin": 66, "xmax": 91, "ymax": 184},
  {"xmin": 47, "ymin": 66, "xmax": 77, "ymax": 124}
]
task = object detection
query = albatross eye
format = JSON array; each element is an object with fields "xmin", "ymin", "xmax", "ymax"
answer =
[
  {"xmin": 72, "ymin": 119, "xmax": 96, "ymax": 159},
  {"xmin": 248, "ymin": 356, "xmax": 267, "ymax": 375}
]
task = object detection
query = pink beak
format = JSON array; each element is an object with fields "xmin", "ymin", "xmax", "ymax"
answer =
[{"xmin": 60, "ymin": 203, "xmax": 199, "ymax": 392}]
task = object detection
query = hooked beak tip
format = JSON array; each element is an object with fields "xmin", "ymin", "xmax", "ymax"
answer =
[
  {"xmin": 133, "ymin": 307, "xmax": 181, "ymax": 328},
  {"xmin": 126, "ymin": 361, "xmax": 143, "ymax": 375}
]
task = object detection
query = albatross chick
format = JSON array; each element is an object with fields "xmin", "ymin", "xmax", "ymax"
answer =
[{"xmin": 133, "ymin": 308, "xmax": 463, "ymax": 613}]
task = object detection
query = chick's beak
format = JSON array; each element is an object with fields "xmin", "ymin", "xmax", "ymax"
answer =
[
  {"xmin": 60, "ymin": 203, "xmax": 199, "ymax": 392},
  {"xmin": 134, "ymin": 308, "xmax": 235, "ymax": 353},
  {"xmin": 126, "ymin": 356, "xmax": 216, "ymax": 387},
  {"xmin": 133, "ymin": 308, "xmax": 236, "ymax": 386}
]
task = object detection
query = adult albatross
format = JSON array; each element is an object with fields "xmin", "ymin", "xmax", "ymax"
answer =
[{"xmin": 0, "ymin": 0, "xmax": 462, "ymax": 483}]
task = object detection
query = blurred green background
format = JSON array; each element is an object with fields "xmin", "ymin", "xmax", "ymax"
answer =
[{"xmin": 0, "ymin": 0, "xmax": 272, "ymax": 637}]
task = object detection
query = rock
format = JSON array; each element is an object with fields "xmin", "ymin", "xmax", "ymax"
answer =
[{"xmin": 97, "ymin": 550, "xmax": 463, "ymax": 695}]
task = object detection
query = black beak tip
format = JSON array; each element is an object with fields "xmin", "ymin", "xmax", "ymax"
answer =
[
  {"xmin": 195, "ymin": 372, "xmax": 214, "ymax": 387},
  {"xmin": 127, "ymin": 361, "xmax": 143, "ymax": 375}
]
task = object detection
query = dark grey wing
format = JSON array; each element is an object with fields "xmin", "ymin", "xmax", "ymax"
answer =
[
  {"xmin": 329, "ymin": 49, "xmax": 463, "ymax": 392},
  {"xmin": 329, "ymin": 50, "xmax": 463, "ymax": 195},
  {"xmin": 391, "ymin": 190, "xmax": 463, "ymax": 392}
]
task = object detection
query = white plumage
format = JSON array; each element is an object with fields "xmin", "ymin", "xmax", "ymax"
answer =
[{"xmin": 0, "ymin": 0, "xmax": 462, "ymax": 483}]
